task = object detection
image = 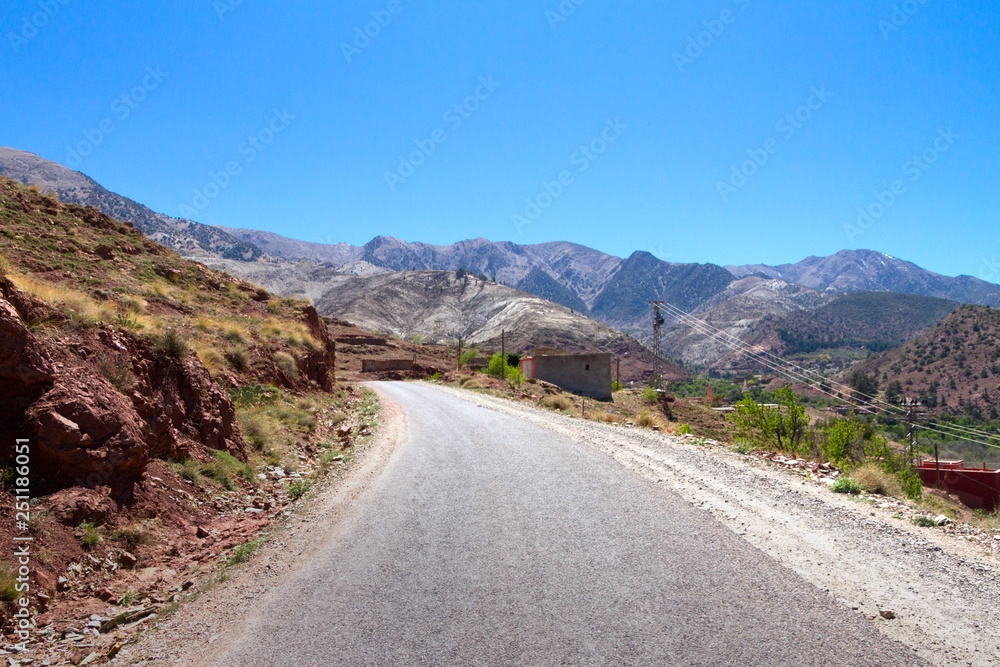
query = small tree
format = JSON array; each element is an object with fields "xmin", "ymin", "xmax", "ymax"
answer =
[
  {"xmin": 849, "ymin": 370, "xmax": 879, "ymax": 401},
  {"xmin": 458, "ymin": 347, "xmax": 480, "ymax": 370},
  {"xmin": 487, "ymin": 353, "xmax": 508, "ymax": 380},
  {"xmin": 727, "ymin": 387, "xmax": 807, "ymax": 453}
]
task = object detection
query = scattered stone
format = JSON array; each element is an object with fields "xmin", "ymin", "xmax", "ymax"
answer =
[
  {"xmin": 934, "ymin": 515, "xmax": 953, "ymax": 526},
  {"xmin": 245, "ymin": 507, "xmax": 263, "ymax": 514},
  {"xmin": 879, "ymin": 609, "xmax": 896, "ymax": 620},
  {"xmin": 118, "ymin": 551, "xmax": 138, "ymax": 569},
  {"xmin": 56, "ymin": 577, "xmax": 70, "ymax": 592},
  {"xmin": 196, "ymin": 526, "xmax": 210, "ymax": 539}
]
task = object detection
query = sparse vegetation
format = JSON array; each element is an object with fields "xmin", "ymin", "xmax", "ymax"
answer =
[
  {"xmin": 227, "ymin": 538, "xmax": 263, "ymax": 565},
  {"xmin": 78, "ymin": 521, "xmax": 101, "ymax": 549},
  {"xmin": 543, "ymin": 395, "xmax": 573, "ymax": 411},
  {"xmin": 831, "ymin": 477, "xmax": 862, "ymax": 495},
  {"xmin": 911, "ymin": 515, "xmax": 937, "ymax": 527},
  {"xmin": 287, "ymin": 479, "xmax": 311, "ymax": 500},
  {"xmin": 202, "ymin": 450, "xmax": 255, "ymax": 490},
  {"xmin": 153, "ymin": 328, "xmax": 189, "ymax": 359},
  {"xmin": 91, "ymin": 349, "xmax": 135, "ymax": 393},
  {"xmin": 274, "ymin": 351, "xmax": 299, "ymax": 379},
  {"xmin": 0, "ymin": 563, "xmax": 18, "ymax": 602}
]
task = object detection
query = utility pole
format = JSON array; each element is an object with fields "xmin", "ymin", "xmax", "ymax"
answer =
[
  {"xmin": 616, "ymin": 358, "xmax": 621, "ymax": 390},
  {"xmin": 501, "ymin": 329, "xmax": 506, "ymax": 365}
]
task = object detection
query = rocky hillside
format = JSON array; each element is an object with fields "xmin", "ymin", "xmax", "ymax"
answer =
[
  {"xmin": 0, "ymin": 147, "xmax": 263, "ymax": 261},
  {"xmin": 728, "ymin": 249, "xmax": 1000, "ymax": 307},
  {"xmin": 850, "ymin": 304, "xmax": 1000, "ymax": 417},
  {"xmin": 0, "ymin": 176, "xmax": 350, "ymax": 638},
  {"xmin": 313, "ymin": 270, "xmax": 684, "ymax": 383}
]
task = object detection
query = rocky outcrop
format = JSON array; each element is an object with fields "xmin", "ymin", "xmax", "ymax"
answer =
[
  {"xmin": 97, "ymin": 329, "xmax": 243, "ymax": 463},
  {"xmin": 1, "ymin": 285, "xmax": 244, "ymax": 500},
  {"xmin": 298, "ymin": 305, "xmax": 336, "ymax": 391}
]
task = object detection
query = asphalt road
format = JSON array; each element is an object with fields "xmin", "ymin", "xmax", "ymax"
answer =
[{"xmin": 215, "ymin": 383, "xmax": 925, "ymax": 666}]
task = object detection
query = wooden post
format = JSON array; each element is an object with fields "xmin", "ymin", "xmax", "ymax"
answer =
[{"xmin": 501, "ymin": 329, "xmax": 505, "ymax": 363}]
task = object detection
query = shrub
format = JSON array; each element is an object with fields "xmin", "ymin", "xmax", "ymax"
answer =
[
  {"xmin": 638, "ymin": 411, "xmax": 658, "ymax": 428},
  {"xmin": 911, "ymin": 515, "xmax": 937, "ymax": 528},
  {"xmin": 678, "ymin": 423, "xmax": 691, "ymax": 435},
  {"xmin": 505, "ymin": 365, "xmax": 523, "ymax": 389},
  {"xmin": 273, "ymin": 351, "xmax": 299, "ymax": 379},
  {"xmin": 411, "ymin": 334, "xmax": 423, "ymax": 345},
  {"xmin": 543, "ymin": 395, "xmax": 573, "ymax": 411},
  {"xmin": 458, "ymin": 347, "xmax": 480, "ymax": 370},
  {"xmin": 79, "ymin": 521, "xmax": 101, "ymax": 549},
  {"xmin": 612, "ymin": 380, "xmax": 622, "ymax": 392},
  {"xmin": 642, "ymin": 387, "xmax": 659, "ymax": 404},
  {"xmin": 0, "ymin": 563, "xmax": 18, "ymax": 602},
  {"xmin": 487, "ymin": 353, "xmax": 508, "ymax": 380},
  {"xmin": 92, "ymin": 349, "xmax": 135, "ymax": 393},
  {"xmin": 850, "ymin": 463, "xmax": 901, "ymax": 497},
  {"xmin": 727, "ymin": 387, "xmax": 807, "ymax": 453},
  {"xmin": 112, "ymin": 522, "xmax": 156, "ymax": 550},
  {"xmin": 287, "ymin": 479, "xmax": 311, "ymax": 500},
  {"xmin": 236, "ymin": 407, "xmax": 277, "ymax": 451},
  {"xmin": 154, "ymin": 329, "xmax": 189, "ymax": 359},
  {"xmin": 225, "ymin": 345, "xmax": 252, "ymax": 371},
  {"xmin": 831, "ymin": 477, "xmax": 862, "ymax": 495},
  {"xmin": 196, "ymin": 346, "xmax": 227, "ymax": 375}
]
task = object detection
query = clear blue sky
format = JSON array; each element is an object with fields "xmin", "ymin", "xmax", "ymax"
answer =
[{"xmin": 2, "ymin": 1, "xmax": 998, "ymax": 280}]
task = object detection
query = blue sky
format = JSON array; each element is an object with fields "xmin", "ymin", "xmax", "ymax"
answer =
[{"xmin": 2, "ymin": 0, "xmax": 998, "ymax": 281}]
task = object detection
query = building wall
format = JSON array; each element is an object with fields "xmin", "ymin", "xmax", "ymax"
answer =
[
  {"xmin": 361, "ymin": 358, "xmax": 414, "ymax": 372},
  {"xmin": 528, "ymin": 353, "xmax": 612, "ymax": 401}
]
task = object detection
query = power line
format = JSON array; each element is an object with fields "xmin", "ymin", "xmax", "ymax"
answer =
[{"xmin": 659, "ymin": 301, "xmax": 1000, "ymax": 452}]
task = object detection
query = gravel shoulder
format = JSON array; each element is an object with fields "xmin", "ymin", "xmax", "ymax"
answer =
[
  {"xmin": 430, "ymin": 383, "xmax": 1000, "ymax": 667},
  {"xmin": 113, "ymin": 393, "xmax": 407, "ymax": 666}
]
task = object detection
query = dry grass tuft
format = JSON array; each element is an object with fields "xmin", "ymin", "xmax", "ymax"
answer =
[
  {"xmin": 850, "ymin": 463, "xmax": 902, "ymax": 497},
  {"xmin": 543, "ymin": 395, "xmax": 573, "ymax": 411}
]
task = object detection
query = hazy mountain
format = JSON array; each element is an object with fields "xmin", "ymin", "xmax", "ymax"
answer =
[
  {"xmin": 727, "ymin": 249, "xmax": 1000, "ymax": 306},
  {"xmin": 0, "ymin": 147, "xmax": 263, "ymax": 261},
  {"xmin": 313, "ymin": 269, "xmax": 684, "ymax": 382}
]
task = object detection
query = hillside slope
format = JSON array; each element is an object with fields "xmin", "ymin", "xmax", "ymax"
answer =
[
  {"xmin": 0, "ymin": 147, "xmax": 263, "ymax": 260},
  {"xmin": 852, "ymin": 304, "xmax": 1000, "ymax": 416}
]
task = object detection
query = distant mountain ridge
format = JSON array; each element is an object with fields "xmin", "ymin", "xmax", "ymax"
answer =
[
  {"xmin": 4, "ymin": 146, "xmax": 1000, "ymax": 373},
  {"xmin": 727, "ymin": 249, "xmax": 1000, "ymax": 306}
]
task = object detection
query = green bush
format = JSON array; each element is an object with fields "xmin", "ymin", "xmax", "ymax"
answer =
[
  {"xmin": 458, "ymin": 347, "xmax": 480, "ymax": 370},
  {"xmin": 287, "ymin": 479, "xmax": 311, "ymax": 500},
  {"xmin": 831, "ymin": 477, "xmax": 862, "ymax": 495},
  {"xmin": 727, "ymin": 387, "xmax": 807, "ymax": 453},
  {"xmin": 79, "ymin": 521, "xmax": 101, "ymax": 548},
  {"xmin": 642, "ymin": 387, "xmax": 659, "ymax": 404},
  {"xmin": 487, "ymin": 353, "xmax": 508, "ymax": 380},
  {"xmin": 612, "ymin": 380, "xmax": 622, "ymax": 392},
  {"xmin": 225, "ymin": 345, "xmax": 252, "ymax": 371},
  {"xmin": 911, "ymin": 515, "xmax": 937, "ymax": 527},
  {"xmin": 678, "ymin": 423, "xmax": 691, "ymax": 435}
]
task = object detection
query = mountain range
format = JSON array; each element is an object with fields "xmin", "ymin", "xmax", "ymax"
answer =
[{"xmin": 3, "ymin": 146, "xmax": 999, "ymax": 374}]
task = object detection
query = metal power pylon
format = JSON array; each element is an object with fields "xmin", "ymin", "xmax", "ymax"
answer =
[{"xmin": 649, "ymin": 301, "xmax": 665, "ymax": 388}]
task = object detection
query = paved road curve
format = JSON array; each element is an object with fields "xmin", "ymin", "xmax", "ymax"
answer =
[{"xmin": 216, "ymin": 383, "xmax": 925, "ymax": 666}]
